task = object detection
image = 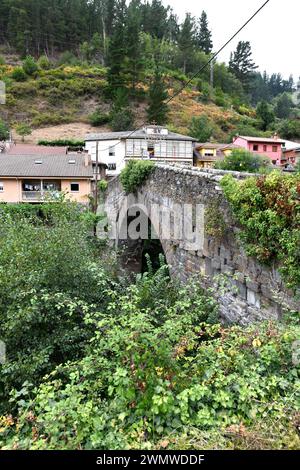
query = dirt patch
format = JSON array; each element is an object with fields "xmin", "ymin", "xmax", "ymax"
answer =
[{"xmin": 12, "ymin": 122, "xmax": 111, "ymax": 144}]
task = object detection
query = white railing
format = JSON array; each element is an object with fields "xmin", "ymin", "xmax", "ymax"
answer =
[{"xmin": 22, "ymin": 191, "xmax": 61, "ymax": 201}]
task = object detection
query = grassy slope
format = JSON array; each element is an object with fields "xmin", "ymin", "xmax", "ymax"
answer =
[{"xmin": 0, "ymin": 61, "xmax": 254, "ymax": 143}]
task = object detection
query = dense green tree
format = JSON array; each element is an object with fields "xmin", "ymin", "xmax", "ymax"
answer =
[
  {"xmin": 274, "ymin": 93, "xmax": 293, "ymax": 119},
  {"xmin": 229, "ymin": 41, "xmax": 258, "ymax": 91},
  {"xmin": 256, "ymin": 100, "xmax": 275, "ymax": 131},
  {"xmin": 147, "ymin": 68, "xmax": 169, "ymax": 125},
  {"xmin": 197, "ymin": 11, "xmax": 213, "ymax": 54},
  {"xmin": 215, "ymin": 148, "xmax": 269, "ymax": 172},
  {"xmin": 126, "ymin": 0, "xmax": 144, "ymax": 93},
  {"xmin": 0, "ymin": 119, "xmax": 9, "ymax": 141},
  {"xmin": 178, "ymin": 13, "xmax": 196, "ymax": 74},
  {"xmin": 107, "ymin": 0, "xmax": 128, "ymax": 95},
  {"xmin": 189, "ymin": 115, "xmax": 213, "ymax": 142}
]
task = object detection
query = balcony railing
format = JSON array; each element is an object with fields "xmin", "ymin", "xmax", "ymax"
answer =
[{"xmin": 22, "ymin": 191, "xmax": 61, "ymax": 202}]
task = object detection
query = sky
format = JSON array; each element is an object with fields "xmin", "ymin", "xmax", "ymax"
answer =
[{"xmin": 162, "ymin": 0, "xmax": 300, "ymax": 83}]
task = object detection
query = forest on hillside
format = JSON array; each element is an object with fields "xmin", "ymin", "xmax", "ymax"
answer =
[{"xmin": 0, "ymin": 0, "xmax": 299, "ymax": 141}]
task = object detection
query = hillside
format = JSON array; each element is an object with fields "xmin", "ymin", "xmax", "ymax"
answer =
[{"xmin": 0, "ymin": 59, "xmax": 273, "ymax": 144}]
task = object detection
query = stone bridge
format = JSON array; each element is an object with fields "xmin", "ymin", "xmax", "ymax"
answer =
[{"xmin": 102, "ymin": 164, "xmax": 298, "ymax": 324}]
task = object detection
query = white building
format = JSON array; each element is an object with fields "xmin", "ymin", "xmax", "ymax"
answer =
[{"xmin": 85, "ymin": 126, "xmax": 196, "ymax": 177}]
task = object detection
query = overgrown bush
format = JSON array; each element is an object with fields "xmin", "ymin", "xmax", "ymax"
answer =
[
  {"xmin": 37, "ymin": 55, "xmax": 51, "ymax": 70},
  {"xmin": 22, "ymin": 56, "xmax": 38, "ymax": 76},
  {"xmin": 1, "ymin": 315, "xmax": 298, "ymax": 449},
  {"xmin": 0, "ymin": 118, "xmax": 9, "ymax": 140},
  {"xmin": 0, "ymin": 201, "xmax": 114, "ymax": 410},
  {"xmin": 221, "ymin": 172, "xmax": 300, "ymax": 290},
  {"xmin": 11, "ymin": 67, "xmax": 27, "ymax": 82},
  {"xmin": 215, "ymin": 149, "xmax": 270, "ymax": 173},
  {"xmin": 120, "ymin": 160, "xmax": 155, "ymax": 193},
  {"xmin": 89, "ymin": 109, "xmax": 111, "ymax": 126},
  {"xmin": 110, "ymin": 107, "xmax": 134, "ymax": 131},
  {"xmin": 38, "ymin": 139, "xmax": 84, "ymax": 148}
]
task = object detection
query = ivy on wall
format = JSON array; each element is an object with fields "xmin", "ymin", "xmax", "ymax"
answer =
[{"xmin": 221, "ymin": 172, "xmax": 300, "ymax": 291}]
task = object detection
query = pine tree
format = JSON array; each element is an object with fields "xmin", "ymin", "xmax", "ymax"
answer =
[
  {"xmin": 178, "ymin": 13, "xmax": 196, "ymax": 75},
  {"xmin": 197, "ymin": 11, "xmax": 213, "ymax": 54},
  {"xmin": 256, "ymin": 101, "xmax": 275, "ymax": 131},
  {"xmin": 147, "ymin": 68, "xmax": 169, "ymax": 125},
  {"xmin": 229, "ymin": 41, "xmax": 258, "ymax": 91},
  {"xmin": 107, "ymin": 0, "xmax": 128, "ymax": 96},
  {"xmin": 126, "ymin": 0, "xmax": 144, "ymax": 94}
]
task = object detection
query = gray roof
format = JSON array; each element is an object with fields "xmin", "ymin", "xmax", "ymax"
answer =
[
  {"xmin": 0, "ymin": 153, "xmax": 93, "ymax": 178},
  {"xmin": 85, "ymin": 129, "xmax": 196, "ymax": 142}
]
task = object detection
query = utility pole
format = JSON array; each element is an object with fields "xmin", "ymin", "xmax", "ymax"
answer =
[
  {"xmin": 210, "ymin": 60, "xmax": 214, "ymax": 89},
  {"xmin": 95, "ymin": 140, "xmax": 99, "ymax": 213}
]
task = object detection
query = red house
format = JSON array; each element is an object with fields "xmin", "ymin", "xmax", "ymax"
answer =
[{"xmin": 232, "ymin": 134, "xmax": 285, "ymax": 166}]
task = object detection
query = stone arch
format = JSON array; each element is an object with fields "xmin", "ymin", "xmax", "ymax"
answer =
[{"xmin": 116, "ymin": 199, "xmax": 169, "ymax": 275}]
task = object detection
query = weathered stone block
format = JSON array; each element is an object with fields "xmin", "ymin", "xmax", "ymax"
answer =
[
  {"xmin": 247, "ymin": 289, "xmax": 261, "ymax": 308},
  {"xmin": 246, "ymin": 279, "xmax": 260, "ymax": 293}
]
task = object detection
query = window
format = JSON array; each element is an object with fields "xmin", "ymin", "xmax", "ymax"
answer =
[
  {"xmin": 107, "ymin": 163, "xmax": 116, "ymax": 171},
  {"xmin": 253, "ymin": 144, "xmax": 259, "ymax": 151},
  {"xmin": 263, "ymin": 145, "xmax": 267, "ymax": 151},
  {"xmin": 0, "ymin": 181, "xmax": 3, "ymax": 192},
  {"xmin": 147, "ymin": 143, "xmax": 155, "ymax": 157},
  {"xmin": 70, "ymin": 183, "xmax": 80, "ymax": 192},
  {"xmin": 109, "ymin": 146, "xmax": 115, "ymax": 157},
  {"xmin": 272, "ymin": 146, "xmax": 278, "ymax": 152}
]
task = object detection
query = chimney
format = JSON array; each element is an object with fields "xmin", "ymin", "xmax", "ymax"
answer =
[
  {"xmin": 273, "ymin": 132, "xmax": 278, "ymax": 140},
  {"xmin": 84, "ymin": 153, "xmax": 91, "ymax": 167}
]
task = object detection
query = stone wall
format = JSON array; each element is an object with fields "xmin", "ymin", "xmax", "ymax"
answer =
[{"xmin": 104, "ymin": 164, "xmax": 299, "ymax": 324}]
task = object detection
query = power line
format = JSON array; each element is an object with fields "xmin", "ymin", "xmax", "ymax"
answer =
[{"xmin": 93, "ymin": 0, "xmax": 271, "ymax": 153}]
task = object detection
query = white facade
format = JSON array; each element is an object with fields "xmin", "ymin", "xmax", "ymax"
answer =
[{"xmin": 85, "ymin": 127, "xmax": 195, "ymax": 177}]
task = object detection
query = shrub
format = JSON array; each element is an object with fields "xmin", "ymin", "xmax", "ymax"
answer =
[
  {"xmin": 57, "ymin": 51, "xmax": 80, "ymax": 66},
  {"xmin": 0, "ymin": 118, "xmax": 9, "ymax": 140},
  {"xmin": 89, "ymin": 110, "xmax": 111, "ymax": 126},
  {"xmin": 110, "ymin": 107, "xmax": 134, "ymax": 131},
  {"xmin": 221, "ymin": 172, "xmax": 300, "ymax": 290},
  {"xmin": 22, "ymin": 56, "xmax": 38, "ymax": 76},
  {"xmin": 15, "ymin": 123, "xmax": 32, "ymax": 142},
  {"xmin": 37, "ymin": 55, "xmax": 51, "ymax": 70},
  {"xmin": 38, "ymin": 139, "xmax": 84, "ymax": 148},
  {"xmin": 11, "ymin": 67, "xmax": 27, "ymax": 82},
  {"xmin": 0, "ymin": 201, "xmax": 113, "ymax": 409},
  {"xmin": 120, "ymin": 160, "xmax": 155, "ymax": 193},
  {"xmin": 214, "ymin": 148, "xmax": 270, "ymax": 173},
  {"xmin": 205, "ymin": 202, "xmax": 227, "ymax": 239},
  {"xmin": 0, "ymin": 55, "xmax": 5, "ymax": 65}
]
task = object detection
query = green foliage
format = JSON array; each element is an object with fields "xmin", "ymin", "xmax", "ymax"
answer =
[
  {"xmin": 88, "ymin": 110, "xmax": 111, "ymax": 126},
  {"xmin": 147, "ymin": 68, "xmax": 169, "ymax": 125},
  {"xmin": 256, "ymin": 101, "xmax": 275, "ymax": 131},
  {"xmin": 11, "ymin": 67, "xmax": 27, "ymax": 82},
  {"xmin": 1, "ymin": 316, "xmax": 299, "ymax": 449},
  {"xmin": 0, "ymin": 118, "xmax": 9, "ymax": 140},
  {"xmin": 215, "ymin": 149, "xmax": 270, "ymax": 173},
  {"xmin": 221, "ymin": 173, "xmax": 300, "ymax": 290},
  {"xmin": 229, "ymin": 41, "xmax": 258, "ymax": 92},
  {"xmin": 98, "ymin": 179, "xmax": 108, "ymax": 192},
  {"xmin": 189, "ymin": 115, "xmax": 213, "ymax": 142},
  {"xmin": 277, "ymin": 119, "xmax": 300, "ymax": 140},
  {"xmin": 120, "ymin": 160, "xmax": 155, "ymax": 193},
  {"xmin": 15, "ymin": 123, "xmax": 32, "ymax": 141},
  {"xmin": 0, "ymin": 201, "xmax": 114, "ymax": 409},
  {"xmin": 38, "ymin": 139, "xmax": 84, "ymax": 148},
  {"xmin": 111, "ymin": 107, "xmax": 134, "ymax": 132},
  {"xmin": 205, "ymin": 202, "xmax": 227, "ymax": 239},
  {"xmin": 22, "ymin": 56, "xmax": 38, "ymax": 76},
  {"xmin": 37, "ymin": 55, "xmax": 51, "ymax": 70}
]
